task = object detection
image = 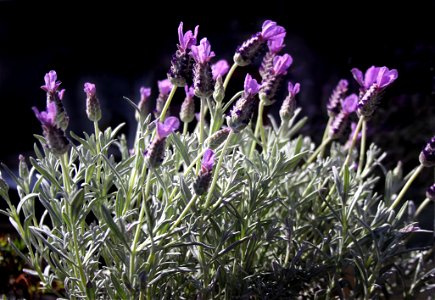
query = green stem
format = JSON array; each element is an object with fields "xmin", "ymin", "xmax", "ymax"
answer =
[
  {"xmin": 170, "ymin": 195, "xmax": 198, "ymax": 231},
  {"xmin": 249, "ymin": 101, "xmax": 266, "ymax": 159},
  {"xmin": 204, "ymin": 131, "xmax": 234, "ymax": 210},
  {"xmin": 183, "ymin": 122, "xmax": 189, "ymax": 136},
  {"xmin": 357, "ymin": 119, "xmax": 367, "ymax": 176},
  {"xmin": 342, "ymin": 117, "xmax": 364, "ymax": 170},
  {"xmin": 415, "ymin": 197, "xmax": 432, "ymax": 218},
  {"xmin": 60, "ymin": 153, "xmax": 71, "ymax": 194},
  {"xmin": 94, "ymin": 121, "xmax": 102, "ymax": 186},
  {"xmin": 391, "ymin": 164, "xmax": 425, "ymax": 209},
  {"xmin": 223, "ymin": 63, "xmax": 238, "ymax": 91},
  {"xmin": 306, "ymin": 138, "xmax": 333, "ymax": 165},
  {"xmin": 222, "ymin": 91, "xmax": 243, "ymax": 113},
  {"xmin": 72, "ymin": 224, "xmax": 89, "ymax": 297},
  {"xmin": 129, "ymin": 170, "xmax": 152, "ymax": 287},
  {"xmin": 159, "ymin": 86, "xmax": 178, "ymax": 122},
  {"xmin": 320, "ymin": 117, "xmax": 333, "ymax": 157}
]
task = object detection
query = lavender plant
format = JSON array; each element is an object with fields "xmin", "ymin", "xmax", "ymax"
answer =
[{"xmin": 1, "ymin": 20, "xmax": 434, "ymax": 299}]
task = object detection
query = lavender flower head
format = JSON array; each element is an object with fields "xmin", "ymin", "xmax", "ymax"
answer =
[
  {"xmin": 419, "ymin": 136, "xmax": 435, "ymax": 167},
  {"xmin": 234, "ymin": 20, "xmax": 286, "ymax": 66},
  {"xmin": 211, "ymin": 59, "xmax": 230, "ymax": 80},
  {"xmin": 279, "ymin": 81, "xmax": 300, "ymax": 121},
  {"xmin": 136, "ymin": 87, "xmax": 151, "ymax": 121},
  {"xmin": 329, "ymin": 94, "xmax": 358, "ymax": 139},
  {"xmin": 192, "ymin": 38, "xmax": 215, "ymax": 97},
  {"xmin": 84, "ymin": 82, "xmax": 101, "ymax": 122},
  {"xmin": 351, "ymin": 66, "xmax": 398, "ymax": 117},
  {"xmin": 194, "ymin": 148, "xmax": 215, "ymax": 195},
  {"xmin": 191, "ymin": 38, "xmax": 215, "ymax": 64},
  {"xmin": 40, "ymin": 70, "xmax": 69, "ymax": 130},
  {"xmin": 32, "ymin": 102, "xmax": 69, "ymax": 155},
  {"xmin": 227, "ymin": 74, "xmax": 260, "ymax": 132},
  {"xmin": 327, "ymin": 79, "xmax": 348, "ymax": 117},
  {"xmin": 178, "ymin": 22, "xmax": 199, "ymax": 53},
  {"xmin": 259, "ymin": 53, "xmax": 293, "ymax": 105},
  {"xmin": 201, "ymin": 148, "xmax": 215, "ymax": 173},
  {"xmin": 156, "ymin": 116, "xmax": 180, "ymax": 140},
  {"xmin": 145, "ymin": 117, "xmax": 180, "ymax": 168},
  {"xmin": 168, "ymin": 22, "xmax": 199, "ymax": 86},
  {"xmin": 41, "ymin": 70, "xmax": 62, "ymax": 94},
  {"xmin": 33, "ymin": 102, "xmax": 57, "ymax": 127}
]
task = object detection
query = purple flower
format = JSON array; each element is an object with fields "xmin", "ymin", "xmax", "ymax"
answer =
[
  {"xmin": 351, "ymin": 66, "xmax": 398, "ymax": 90},
  {"xmin": 191, "ymin": 38, "xmax": 215, "ymax": 64},
  {"xmin": 158, "ymin": 79, "xmax": 173, "ymax": 96},
  {"xmin": 84, "ymin": 82, "xmax": 96, "ymax": 97},
  {"xmin": 244, "ymin": 74, "xmax": 260, "ymax": 97},
  {"xmin": 156, "ymin": 116, "xmax": 180, "ymax": 139},
  {"xmin": 288, "ymin": 81, "xmax": 300, "ymax": 97},
  {"xmin": 211, "ymin": 59, "xmax": 230, "ymax": 80},
  {"xmin": 184, "ymin": 85, "xmax": 195, "ymax": 99},
  {"xmin": 32, "ymin": 102, "xmax": 57, "ymax": 126},
  {"xmin": 41, "ymin": 70, "xmax": 62, "ymax": 93},
  {"xmin": 261, "ymin": 20, "xmax": 286, "ymax": 42},
  {"xmin": 140, "ymin": 87, "xmax": 151, "ymax": 100},
  {"xmin": 267, "ymin": 37, "xmax": 285, "ymax": 53},
  {"xmin": 201, "ymin": 148, "xmax": 215, "ymax": 173},
  {"xmin": 342, "ymin": 94, "xmax": 358, "ymax": 114},
  {"xmin": 272, "ymin": 54, "xmax": 293, "ymax": 75},
  {"xmin": 57, "ymin": 89, "xmax": 66, "ymax": 100},
  {"xmin": 177, "ymin": 22, "xmax": 199, "ymax": 52}
]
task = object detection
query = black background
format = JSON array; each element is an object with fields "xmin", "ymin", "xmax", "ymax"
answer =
[{"xmin": 0, "ymin": 1, "xmax": 434, "ymax": 214}]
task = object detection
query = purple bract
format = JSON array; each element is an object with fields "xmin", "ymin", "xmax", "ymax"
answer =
[
  {"xmin": 156, "ymin": 116, "xmax": 180, "ymax": 139},
  {"xmin": 272, "ymin": 54, "xmax": 293, "ymax": 75},
  {"xmin": 211, "ymin": 59, "xmax": 230, "ymax": 80},
  {"xmin": 351, "ymin": 66, "xmax": 398, "ymax": 90},
  {"xmin": 201, "ymin": 148, "xmax": 215, "ymax": 172},
  {"xmin": 32, "ymin": 102, "xmax": 57, "ymax": 127},
  {"xmin": 84, "ymin": 82, "xmax": 96, "ymax": 97},
  {"xmin": 41, "ymin": 70, "xmax": 62, "ymax": 93},
  {"xmin": 244, "ymin": 74, "xmax": 260, "ymax": 97},
  {"xmin": 158, "ymin": 79, "xmax": 173, "ymax": 96},
  {"xmin": 191, "ymin": 38, "xmax": 215, "ymax": 64},
  {"xmin": 177, "ymin": 22, "xmax": 199, "ymax": 52}
]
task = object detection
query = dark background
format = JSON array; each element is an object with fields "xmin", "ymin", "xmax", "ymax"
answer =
[{"xmin": 0, "ymin": 1, "xmax": 434, "ymax": 226}]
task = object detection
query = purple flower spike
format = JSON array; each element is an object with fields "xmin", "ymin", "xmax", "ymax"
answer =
[
  {"xmin": 211, "ymin": 59, "xmax": 230, "ymax": 80},
  {"xmin": 342, "ymin": 94, "xmax": 358, "ymax": 114},
  {"xmin": 244, "ymin": 74, "xmax": 260, "ymax": 97},
  {"xmin": 33, "ymin": 102, "xmax": 57, "ymax": 126},
  {"xmin": 191, "ymin": 38, "xmax": 215, "ymax": 64},
  {"xmin": 84, "ymin": 82, "xmax": 96, "ymax": 97},
  {"xmin": 272, "ymin": 54, "xmax": 293, "ymax": 75},
  {"xmin": 158, "ymin": 79, "xmax": 173, "ymax": 96},
  {"xmin": 178, "ymin": 22, "xmax": 199, "ymax": 52},
  {"xmin": 156, "ymin": 116, "xmax": 180, "ymax": 139},
  {"xmin": 288, "ymin": 81, "xmax": 300, "ymax": 97},
  {"xmin": 140, "ymin": 87, "xmax": 151, "ymax": 100},
  {"xmin": 41, "ymin": 70, "xmax": 62, "ymax": 93},
  {"xmin": 268, "ymin": 37, "xmax": 285, "ymax": 53},
  {"xmin": 261, "ymin": 20, "xmax": 286, "ymax": 42},
  {"xmin": 351, "ymin": 66, "xmax": 398, "ymax": 90},
  {"xmin": 201, "ymin": 148, "xmax": 215, "ymax": 173},
  {"xmin": 184, "ymin": 85, "xmax": 195, "ymax": 99}
]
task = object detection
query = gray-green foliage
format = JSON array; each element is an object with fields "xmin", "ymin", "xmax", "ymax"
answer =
[{"xmin": 1, "ymin": 98, "xmax": 434, "ymax": 299}]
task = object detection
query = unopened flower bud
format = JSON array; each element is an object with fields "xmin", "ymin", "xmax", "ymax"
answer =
[
  {"xmin": 18, "ymin": 155, "xmax": 29, "ymax": 180},
  {"xmin": 84, "ymin": 82, "xmax": 101, "ymax": 122},
  {"xmin": 193, "ymin": 149, "xmax": 215, "ymax": 195},
  {"xmin": 426, "ymin": 183, "xmax": 435, "ymax": 200},
  {"xmin": 206, "ymin": 128, "xmax": 231, "ymax": 149},
  {"xmin": 213, "ymin": 76, "xmax": 225, "ymax": 103},
  {"xmin": 419, "ymin": 136, "xmax": 435, "ymax": 167},
  {"xmin": 180, "ymin": 86, "xmax": 195, "ymax": 123}
]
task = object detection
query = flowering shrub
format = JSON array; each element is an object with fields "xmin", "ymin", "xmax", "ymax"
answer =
[{"xmin": 1, "ymin": 20, "xmax": 434, "ymax": 299}]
